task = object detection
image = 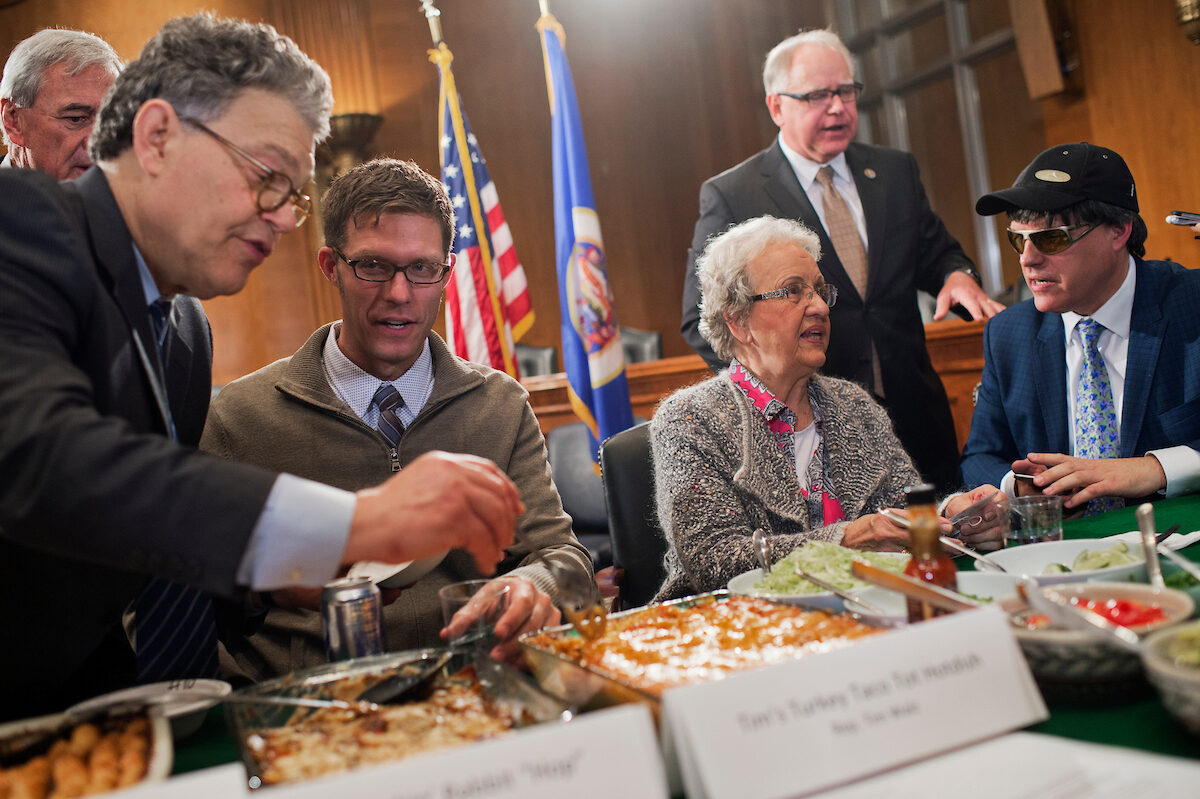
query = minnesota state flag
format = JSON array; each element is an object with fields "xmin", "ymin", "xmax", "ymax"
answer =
[{"xmin": 537, "ymin": 11, "xmax": 634, "ymax": 457}]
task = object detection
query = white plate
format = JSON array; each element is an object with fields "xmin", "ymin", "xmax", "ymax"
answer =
[
  {"xmin": 68, "ymin": 679, "xmax": 231, "ymax": 740},
  {"xmin": 844, "ymin": 572, "xmax": 1023, "ymax": 624},
  {"xmin": 727, "ymin": 551, "xmax": 910, "ymax": 611},
  {"xmin": 982, "ymin": 538, "xmax": 1147, "ymax": 585},
  {"xmin": 0, "ymin": 708, "xmax": 172, "ymax": 781},
  {"xmin": 348, "ymin": 551, "xmax": 447, "ymax": 589}
]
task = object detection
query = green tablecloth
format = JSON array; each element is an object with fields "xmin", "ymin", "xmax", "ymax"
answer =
[
  {"xmin": 173, "ymin": 495, "xmax": 1200, "ymax": 775},
  {"xmin": 1027, "ymin": 493, "xmax": 1200, "ymax": 758}
]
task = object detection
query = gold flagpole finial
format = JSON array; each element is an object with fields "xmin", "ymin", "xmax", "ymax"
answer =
[{"xmin": 419, "ymin": 0, "xmax": 443, "ymax": 45}]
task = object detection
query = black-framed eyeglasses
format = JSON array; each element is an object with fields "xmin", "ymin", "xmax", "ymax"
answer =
[
  {"xmin": 777, "ymin": 82, "xmax": 864, "ymax": 109},
  {"xmin": 333, "ymin": 247, "xmax": 455, "ymax": 284},
  {"xmin": 180, "ymin": 115, "xmax": 313, "ymax": 228},
  {"xmin": 751, "ymin": 280, "xmax": 838, "ymax": 308},
  {"xmin": 1005, "ymin": 225, "xmax": 1095, "ymax": 256}
]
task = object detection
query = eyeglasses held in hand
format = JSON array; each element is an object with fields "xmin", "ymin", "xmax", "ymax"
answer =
[
  {"xmin": 180, "ymin": 116, "xmax": 313, "ymax": 228},
  {"xmin": 752, "ymin": 280, "xmax": 838, "ymax": 308},
  {"xmin": 333, "ymin": 248, "xmax": 455, "ymax": 284},
  {"xmin": 777, "ymin": 82, "xmax": 864, "ymax": 109},
  {"xmin": 1005, "ymin": 225, "xmax": 1095, "ymax": 256}
]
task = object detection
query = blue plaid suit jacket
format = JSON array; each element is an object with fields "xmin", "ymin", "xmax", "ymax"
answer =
[{"xmin": 961, "ymin": 258, "xmax": 1200, "ymax": 490}]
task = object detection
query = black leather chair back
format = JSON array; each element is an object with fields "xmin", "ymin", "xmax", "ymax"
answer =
[
  {"xmin": 545, "ymin": 421, "xmax": 611, "ymax": 569},
  {"xmin": 598, "ymin": 421, "xmax": 666, "ymax": 608}
]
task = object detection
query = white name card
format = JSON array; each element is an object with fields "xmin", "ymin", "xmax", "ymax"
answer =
[
  {"xmin": 661, "ymin": 607, "xmax": 1047, "ymax": 799},
  {"xmin": 259, "ymin": 703, "xmax": 667, "ymax": 799}
]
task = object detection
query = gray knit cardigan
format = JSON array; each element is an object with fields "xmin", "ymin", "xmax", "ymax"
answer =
[{"xmin": 651, "ymin": 372, "xmax": 920, "ymax": 601}]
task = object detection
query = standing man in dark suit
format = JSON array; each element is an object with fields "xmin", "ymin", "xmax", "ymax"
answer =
[
  {"xmin": 0, "ymin": 14, "xmax": 522, "ymax": 722},
  {"xmin": 682, "ymin": 29, "xmax": 1002, "ymax": 492},
  {"xmin": 962, "ymin": 143, "xmax": 1200, "ymax": 511},
  {"xmin": 1, "ymin": 28, "xmax": 120, "ymax": 179}
]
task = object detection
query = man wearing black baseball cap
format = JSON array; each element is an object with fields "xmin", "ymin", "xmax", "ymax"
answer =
[{"xmin": 961, "ymin": 142, "xmax": 1200, "ymax": 512}]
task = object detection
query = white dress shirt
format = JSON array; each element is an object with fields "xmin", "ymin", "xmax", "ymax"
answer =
[{"xmin": 777, "ymin": 134, "xmax": 869, "ymax": 245}]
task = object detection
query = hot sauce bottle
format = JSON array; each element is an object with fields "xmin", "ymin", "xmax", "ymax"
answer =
[{"xmin": 903, "ymin": 483, "xmax": 958, "ymax": 623}]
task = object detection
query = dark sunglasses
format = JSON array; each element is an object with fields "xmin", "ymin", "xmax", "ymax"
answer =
[{"xmin": 1005, "ymin": 225, "xmax": 1094, "ymax": 256}]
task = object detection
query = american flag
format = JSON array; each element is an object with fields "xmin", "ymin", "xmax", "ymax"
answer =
[{"xmin": 432, "ymin": 45, "xmax": 532, "ymax": 376}]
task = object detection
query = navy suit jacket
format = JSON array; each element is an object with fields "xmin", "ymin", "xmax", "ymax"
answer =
[
  {"xmin": 0, "ymin": 167, "xmax": 276, "ymax": 719},
  {"xmin": 961, "ymin": 258, "xmax": 1200, "ymax": 490},
  {"xmin": 681, "ymin": 141, "xmax": 971, "ymax": 490}
]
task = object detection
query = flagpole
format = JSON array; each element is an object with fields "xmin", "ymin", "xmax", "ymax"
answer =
[
  {"xmin": 419, "ymin": 0, "xmax": 443, "ymax": 45},
  {"xmin": 423, "ymin": 0, "xmax": 521, "ymax": 376}
]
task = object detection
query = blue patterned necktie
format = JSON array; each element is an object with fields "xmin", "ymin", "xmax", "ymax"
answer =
[
  {"xmin": 134, "ymin": 297, "xmax": 219, "ymax": 682},
  {"xmin": 373, "ymin": 383, "xmax": 405, "ymax": 447},
  {"xmin": 1074, "ymin": 318, "xmax": 1124, "ymax": 514}
]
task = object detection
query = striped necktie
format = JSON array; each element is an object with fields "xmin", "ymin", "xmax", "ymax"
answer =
[
  {"xmin": 374, "ymin": 383, "xmax": 405, "ymax": 447},
  {"xmin": 134, "ymin": 297, "xmax": 219, "ymax": 682},
  {"xmin": 1074, "ymin": 318, "xmax": 1123, "ymax": 514}
]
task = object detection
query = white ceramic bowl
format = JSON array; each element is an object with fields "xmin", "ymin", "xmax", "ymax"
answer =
[
  {"xmin": 843, "ymin": 571, "xmax": 1022, "ymax": 624},
  {"xmin": 1141, "ymin": 619, "xmax": 1200, "ymax": 734},
  {"xmin": 728, "ymin": 552, "xmax": 910, "ymax": 611},
  {"xmin": 1000, "ymin": 582, "xmax": 1193, "ymax": 702},
  {"xmin": 68, "ymin": 679, "xmax": 231, "ymax": 740},
  {"xmin": 983, "ymin": 538, "xmax": 1146, "ymax": 585}
]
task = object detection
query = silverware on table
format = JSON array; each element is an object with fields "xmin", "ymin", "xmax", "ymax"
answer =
[
  {"xmin": 751, "ymin": 527, "xmax": 772, "ymax": 574},
  {"xmin": 536, "ymin": 552, "xmax": 607, "ymax": 641},
  {"xmin": 1015, "ymin": 579, "xmax": 1142, "ymax": 653},
  {"xmin": 849, "ymin": 560, "xmax": 982, "ymax": 614},
  {"xmin": 354, "ymin": 651, "xmax": 450, "ymax": 705},
  {"xmin": 791, "ymin": 567, "xmax": 888, "ymax": 615},
  {"xmin": 938, "ymin": 536, "xmax": 1008, "ymax": 572},
  {"xmin": 1137, "ymin": 503, "xmax": 1165, "ymax": 589}
]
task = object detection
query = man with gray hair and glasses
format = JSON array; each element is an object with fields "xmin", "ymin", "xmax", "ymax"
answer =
[
  {"xmin": 0, "ymin": 14, "xmax": 521, "ymax": 721},
  {"xmin": 682, "ymin": 28, "xmax": 1003, "ymax": 494},
  {"xmin": 1, "ymin": 28, "xmax": 121, "ymax": 179}
]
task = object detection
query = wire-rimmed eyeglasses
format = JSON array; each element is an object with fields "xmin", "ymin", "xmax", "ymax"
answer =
[
  {"xmin": 776, "ymin": 82, "xmax": 864, "ymax": 109},
  {"xmin": 1005, "ymin": 225, "xmax": 1094, "ymax": 256},
  {"xmin": 751, "ymin": 280, "xmax": 838, "ymax": 308},
  {"xmin": 180, "ymin": 115, "xmax": 313, "ymax": 228},
  {"xmin": 333, "ymin": 247, "xmax": 455, "ymax": 284}
]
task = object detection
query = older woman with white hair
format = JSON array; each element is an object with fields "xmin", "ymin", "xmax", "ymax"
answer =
[{"xmin": 653, "ymin": 216, "xmax": 980, "ymax": 601}]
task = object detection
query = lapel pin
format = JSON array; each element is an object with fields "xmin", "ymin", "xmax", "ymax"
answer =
[{"xmin": 863, "ymin": 168, "xmax": 877, "ymax": 180}]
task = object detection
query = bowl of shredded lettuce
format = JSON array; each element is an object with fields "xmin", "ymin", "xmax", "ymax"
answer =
[{"xmin": 727, "ymin": 540, "xmax": 909, "ymax": 610}]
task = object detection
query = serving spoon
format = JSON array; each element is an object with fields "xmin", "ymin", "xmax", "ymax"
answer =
[{"xmin": 879, "ymin": 508, "xmax": 1007, "ymax": 572}]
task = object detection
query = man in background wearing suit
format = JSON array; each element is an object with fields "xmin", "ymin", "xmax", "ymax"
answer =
[
  {"xmin": 0, "ymin": 15, "xmax": 521, "ymax": 721},
  {"xmin": 203, "ymin": 159, "xmax": 590, "ymax": 680},
  {"xmin": 682, "ymin": 29, "xmax": 1002, "ymax": 493},
  {"xmin": 1, "ymin": 28, "xmax": 120, "ymax": 179},
  {"xmin": 962, "ymin": 142, "xmax": 1200, "ymax": 511}
]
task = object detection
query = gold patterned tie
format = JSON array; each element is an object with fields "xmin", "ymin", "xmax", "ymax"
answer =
[
  {"xmin": 816, "ymin": 166, "xmax": 868, "ymax": 298},
  {"xmin": 815, "ymin": 166, "xmax": 883, "ymax": 396}
]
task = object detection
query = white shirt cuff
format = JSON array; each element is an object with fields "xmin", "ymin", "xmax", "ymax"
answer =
[
  {"xmin": 236, "ymin": 474, "xmax": 355, "ymax": 590},
  {"xmin": 999, "ymin": 470, "xmax": 1017, "ymax": 498},
  {"xmin": 1148, "ymin": 446, "xmax": 1200, "ymax": 498}
]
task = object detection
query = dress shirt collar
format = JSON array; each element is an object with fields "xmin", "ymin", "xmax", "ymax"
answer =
[
  {"xmin": 727, "ymin": 358, "xmax": 797, "ymax": 435},
  {"xmin": 777, "ymin": 133, "xmax": 852, "ymax": 189},
  {"xmin": 1061, "ymin": 255, "xmax": 1136, "ymax": 341},
  {"xmin": 132, "ymin": 243, "xmax": 170, "ymax": 308},
  {"xmin": 322, "ymin": 321, "xmax": 434, "ymax": 423}
]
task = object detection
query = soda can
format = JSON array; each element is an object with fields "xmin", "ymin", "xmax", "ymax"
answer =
[{"xmin": 320, "ymin": 576, "xmax": 383, "ymax": 661}]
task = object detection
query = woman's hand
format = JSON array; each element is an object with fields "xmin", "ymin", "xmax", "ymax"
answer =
[{"xmin": 841, "ymin": 512, "xmax": 911, "ymax": 552}]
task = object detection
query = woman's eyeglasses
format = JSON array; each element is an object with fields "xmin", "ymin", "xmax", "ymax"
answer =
[
  {"xmin": 751, "ymin": 280, "xmax": 838, "ymax": 308},
  {"xmin": 1005, "ymin": 224, "xmax": 1094, "ymax": 256}
]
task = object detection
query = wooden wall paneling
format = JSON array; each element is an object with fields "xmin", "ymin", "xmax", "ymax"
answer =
[{"xmin": 1039, "ymin": 0, "xmax": 1200, "ymax": 265}]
